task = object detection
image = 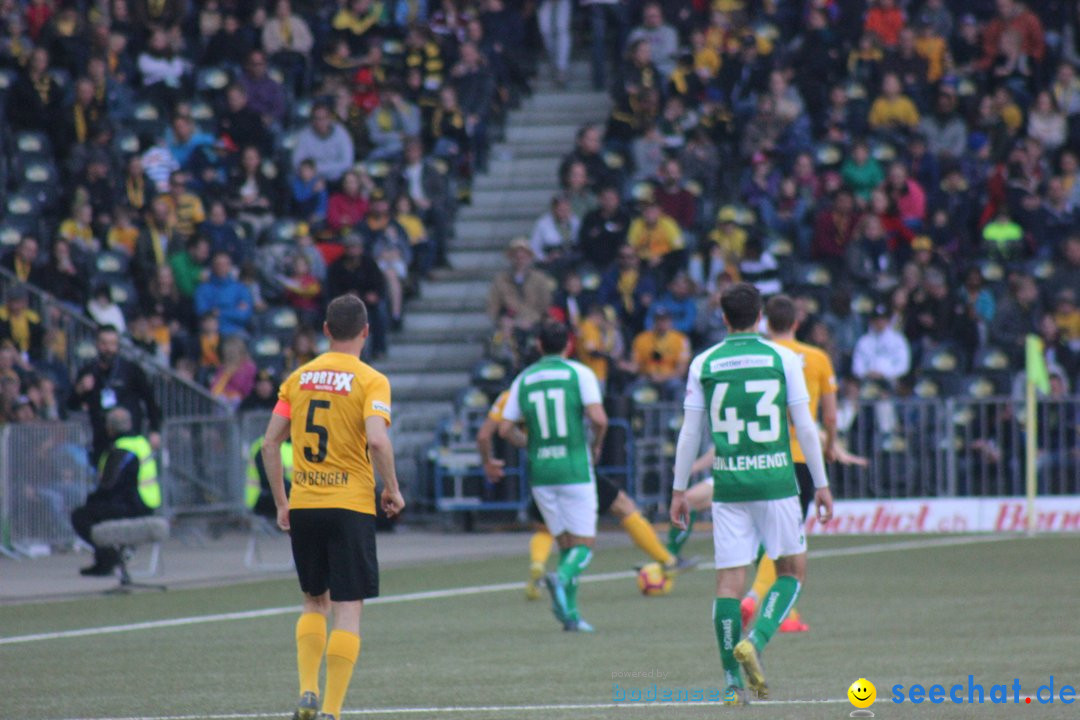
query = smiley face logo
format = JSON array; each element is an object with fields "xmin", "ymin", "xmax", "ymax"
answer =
[{"xmin": 848, "ymin": 678, "xmax": 876, "ymax": 709}]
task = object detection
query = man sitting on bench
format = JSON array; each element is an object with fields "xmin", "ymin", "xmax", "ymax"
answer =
[{"xmin": 71, "ymin": 407, "xmax": 161, "ymax": 576}]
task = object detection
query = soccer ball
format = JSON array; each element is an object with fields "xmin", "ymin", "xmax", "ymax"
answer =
[{"xmin": 636, "ymin": 562, "xmax": 673, "ymax": 596}]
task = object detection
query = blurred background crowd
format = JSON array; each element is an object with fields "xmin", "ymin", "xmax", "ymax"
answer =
[
  {"xmin": 485, "ymin": 0, "xmax": 1080, "ymax": 423},
  {"xmin": 0, "ymin": 0, "xmax": 545, "ymax": 423}
]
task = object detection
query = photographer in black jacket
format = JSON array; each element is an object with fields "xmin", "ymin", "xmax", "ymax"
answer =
[{"xmin": 68, "ymin": 325, "xmax": 162, "ymax": 464}]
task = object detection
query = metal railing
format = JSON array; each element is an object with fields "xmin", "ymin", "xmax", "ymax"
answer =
[
  {"xmin": 0, "ymin": 267, "xmax": 226, "ymax": 418},
  {"xmin": 632, "ymin": 394, "xmax": 1080, "ymax": 506},
  {"xmin": 0, "ymin": 421, "xmax": 94, "ymax": 556},
  {"xmin": 160, "ymin": 415, "xmax": 246, "ymax": 517}
]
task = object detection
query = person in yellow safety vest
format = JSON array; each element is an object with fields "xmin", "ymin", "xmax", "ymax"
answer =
[
  {"xmin": 70, "ymin": 407, "xmax": 160, "ymax": 577},
  {"xmin": 247, "ymin": 436, "xmax": 293, "ymax": 519}
]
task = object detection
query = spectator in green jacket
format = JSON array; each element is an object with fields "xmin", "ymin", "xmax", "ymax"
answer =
[{"xmin": 169, "ymin": 236, "xmax": 211, "ymax": 298}]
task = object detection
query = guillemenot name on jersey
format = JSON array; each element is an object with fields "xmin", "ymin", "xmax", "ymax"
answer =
[
  {"xmin": 713, "ymin": 452, "xmax": 790, "ymax": 472},
  {"xmin": 299, "ymin": 370, "xmax": 355, "ymax": 395}
]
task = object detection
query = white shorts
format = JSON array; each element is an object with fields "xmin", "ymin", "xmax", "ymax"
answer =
[
  {"xmin": 532, "ymin": 483, "xmax": 597, "ymax": 538},
  {"xmin": 711, "ymin": 497, "xmax": 806, "ymax": 569}
]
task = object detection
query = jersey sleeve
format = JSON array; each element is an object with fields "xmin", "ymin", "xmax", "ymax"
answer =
[
  {"xmin": 683, "ymin": 353, "xmax": 707, "ymax": 411},
  {"xmin": 487, "ymin": 391, "xmax": 508, "ymax": 422},
  {"xmin": 577, "ymin": 365, "xmax": 603, "ymax": 406},
  {"xmin": 364, "ymin": 372, "xmax": 393, "ymax": 426},
  {"xmin": 273, "ymin": 373, "xmax": 295, "ymax": 418},
  {"xmin": 500, "ymin": 375, "xmax": 524, "ymax": 423},
  {"xmin": 781, "ymin": 348, "xmax": 810, "ymax": 407}
]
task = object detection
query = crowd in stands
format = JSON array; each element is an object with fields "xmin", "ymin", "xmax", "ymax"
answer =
[
  {"xmin": 487, "ymin": 0, "xmax": 1080, "ymax": 427},
  {"xmin": 0, "ymin": 0, "xmax": 543, "ymax": 424}
]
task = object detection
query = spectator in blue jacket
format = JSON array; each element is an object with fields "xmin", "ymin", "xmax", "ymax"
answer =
[
  {"xmin": 194, "ymin": 252, "xmax": 253, "ymax": 337},
  {"xmin": 646, "ymin": 271, "xmax": 697, "ymax": 335}
]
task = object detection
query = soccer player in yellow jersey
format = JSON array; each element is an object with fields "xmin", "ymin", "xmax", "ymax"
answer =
[
  {"xmin": 262, "ymin": 294, "xmax": 405, "ymax": 720},
  {"xmin": 477, "ymin": 388, "xmax": 694, "ymax": 601},
  {"xmin": 668, "ymin": 294, "xmax": 840, "ymax": 633}
]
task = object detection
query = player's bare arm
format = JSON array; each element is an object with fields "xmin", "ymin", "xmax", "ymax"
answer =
[
  {"xmin": 263, "ymin": 412, "xmax": 292, "ymax": 532},
  {"xmin": 820, "ymin": 390, "xmax": 839, "ymax": 463},
  {"xmin": 788, "ymin": 401, "xmax": 833, "ymax": 523},
  {"xmin": 497, "ymin": 418, "xmax": 528, "ymax": 448},
  {"xmin": 366, "ymin": 415, "xmax": 405, "ymax": 518},
  {"xmin": 476, "ymin": 416, "xmax": 506, "ymax": 482},
  {"xmin": 584, "ymin": 403, "xmax": 608, "ymax": 464}
]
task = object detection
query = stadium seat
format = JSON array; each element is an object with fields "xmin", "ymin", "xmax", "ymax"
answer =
[
  {"xmin": 974, "ymin": 345, "xmax": 1011, "ymax": 372},
  {"xmin": 112, "ymin": 128, "xmax": 141, "ymax": 155},
  {"xmin": 471, "ymin": 359, "xmax": 509, "ymax": 397},
  {"xmin": 195, "ymin": 66, "xmax": 232, "ymax": 99},
  {"xmin": 14, "ymin": 159, "xmax": 60, "ymax": 211},
  {"xmin": 5, "ymin": 191, "xmax": 39, "ymax": 221},
  {"xmin": 255, "ymin": 307, "xmax": 299, "ymax": 341},
  {"xmin": 131, "ymin": 102, "xmax": 165, "ymax": 140},
  {"xmin": 250, "ymin": 334, "xmax": 285, "ymax": 374},
  {"xmin": 94, "ymin": 249, "xmax": 132, "ymax": 279},
  {"xmin": 261, "ymin": 219, "xmax": 299, "ymax": 245},
  {"xmin": 12, "ymin": 131, "xmax": 52, "ymax": 157},
  {"xmin": 961, "ymin": 374, "xmax": 1000, "ymax": 400},
  {"xmin": 920, "ymin": 344, "xmax": 962, "ymax": 375},
  {"xmin": 104, "ymin": 278, "xmax": 139, "ymax": 317},
  {"xmin": 0, "ymin": 222, "xmax": 22, "ymax": 251}
]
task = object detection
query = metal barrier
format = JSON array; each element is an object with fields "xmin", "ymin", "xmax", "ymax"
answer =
[
  {"xmin": 160, "ymin": 415, "xmax": 246, "ymax": 517},
  {"xmin": 431, "ymin": 418, "xmax": 636, "ymax": 515},
  {"xmin": 0, "ymin": 267, "xmax": 226, "ymax": 419},
  {"xmin": 0, "ymin": 421, "xmax": 94, "ymax": 556},
  {"xmin": 629, "ymin": 395, "xmax": 1080, "ymax": 506}
]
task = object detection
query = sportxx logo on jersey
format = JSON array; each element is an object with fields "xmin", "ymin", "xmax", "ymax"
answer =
[{"xmin": 300, "ymin": 370, "xmax": 355, "ymax": 395}]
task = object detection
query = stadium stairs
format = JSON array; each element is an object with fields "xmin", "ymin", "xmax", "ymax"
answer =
[{"xmin": 381, "ymin": 60, "xmax": 611, "ymax": 455}]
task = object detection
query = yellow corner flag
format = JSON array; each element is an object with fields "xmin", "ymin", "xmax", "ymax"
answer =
[
  {"xmin": 1025, "ymin": 335, "xmax": 1050, "ymax": 394},
  {"xmin": 1023, "ymin": 335, "xmax": 1048, "ymax": 536}
]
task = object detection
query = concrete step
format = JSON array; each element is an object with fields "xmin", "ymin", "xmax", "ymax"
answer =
[
  {"xmin": 447, "ymin": 248, "xmax": 506, "ymax": 271},
  {"xmin": 453, "ymin": 218, "xmax": 533, "ymax": 241},
  {"xmin": 497, "ymin": 141, "xmax": 583, "ymax": 159},
  {"xmin": 473, "ymin": 173, "xmax": 561, "ymax": 191},
  {"xmin": 456, "ymin": 205, "xmax": 542, "ymax": 222},
  {"xmin": 521, "ymin": 91, "xmax": 610, "ymax": 112},
  {"xmin": 511, "ymin": 108, "xmax": 599, "ymax": 126},
  {"xmin": 482, "ymin": 156, "xmax": 563, "ymax": 178},
  {"xmin": 386, "ymin": 371, "xmax": 472, "ymax": 402},
  {"xmin": 416, "ymin": 279, "xmax": 489, "ymax": 300},
  {"xmin": 385, "ymin": 340, "xmax": 485, "ymax": 365},
  {"xmin": 426, "ymin": 267, "xmax": 503, "ymax": 284},
  {"xmin": 403, "ymin": 309, "xmax": 491, "ymax": 333},
  {"xmin": 505, "ymin": 123, "xmax": 582, "ymax": 144},
  {"xmin": 410, "ymin": 294, "xmax": 487, "ymax": 313},
  {"xmin": 469, "ymin": 187, "xmax": 559, "ymax": 211},
  {"xmin": 390, "ymin": 325, "xmax": 490, "ymax": 344}
]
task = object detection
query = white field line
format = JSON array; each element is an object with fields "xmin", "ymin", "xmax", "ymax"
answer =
[
  {"xmin": 58, "ymin": 698, "xmax": 852, "ymax": 720},
  {"xmin": 0, "ymin": 534, "xmax": 1016, "ymax": 647}
]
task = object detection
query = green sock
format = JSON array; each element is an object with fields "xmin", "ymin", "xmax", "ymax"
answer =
[
  {"xmin": 748, "ymin": 575, "xmax": 801, "ymax": 651},
  {"xmin": 565, "ymin": 577, "xmax": 579, "ymax": 621},
  {"xmin": 666, "ymin": 510, "xmax": 697, "ymax": 557},
  {"xmin": 557, "ymin": 545, "xmax": 592, "ymax": 585},
  {"xmin": 713, "ymin": 598, "xmax": 743, "ymax": 688}
]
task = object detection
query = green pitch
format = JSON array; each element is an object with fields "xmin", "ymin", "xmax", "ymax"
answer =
[{"xmin": 2, "ymin": 534, "xmax": 1079, "ymax": 720}]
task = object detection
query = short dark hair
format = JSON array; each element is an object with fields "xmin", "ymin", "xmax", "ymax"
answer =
[
  {"xmin": 325, "ymin": 294, "xmax": 369, "ymax": 340},
  {"xmin": 765, "ymin": 294, "xmax": 797, "ymax": 334},
  {"xmin": 96, "ymin": 324, "xmax": 120, "ymax": 338},
  {"xmin": 720, "ymin": 282, "xmax": 763, "ymax": 330},
  {"xmin": 538, "ymin": 321, "xmax": 569, "ymax": 355}
]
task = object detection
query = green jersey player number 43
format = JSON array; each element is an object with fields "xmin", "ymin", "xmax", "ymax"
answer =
[{"xmin": 669, "ymin": 283, "xmax": 833, "ymax": 706}]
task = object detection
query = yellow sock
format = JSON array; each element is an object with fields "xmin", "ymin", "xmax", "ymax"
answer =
[
  {"xmin": 750, "ymin": 555, "xmax": 777, "ymax": 601},
  {"xmin": 621, "ymin": 511, "xmax": 674, "ymax": 565},
  {"xmin": 295, "ymin": 613, "xmax": 327, "ymax": 698},
  {"xmin": 529, "ymin": 530, "xmax": 555, "ymax": 568},
  {"xmin": 323, "ymin": 630, "xmax": 361, "ymax": 718}
]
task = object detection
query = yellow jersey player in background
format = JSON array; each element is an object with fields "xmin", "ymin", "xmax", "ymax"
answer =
[
  {"xmin": 668, "ymin": 294, "xmax": 865, "ymax": 633},
  {"xmin": 263, "ymin": 294, "xmax": 405, "ymax": 720}
]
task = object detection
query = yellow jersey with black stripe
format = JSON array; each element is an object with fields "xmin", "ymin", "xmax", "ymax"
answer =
[
  {"xmin": 773, "ymin": 338, "xmax": 837, "ymax": 464},
  {"xmin": 274, "ymin": 352, "xmax": 392, "ymax": 515}
]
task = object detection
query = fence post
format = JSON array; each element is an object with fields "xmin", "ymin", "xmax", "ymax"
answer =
[
  {"xmin": 944, "ymin": 397, "xmax": 957, "ymax": 497},
  {"xmin": 0, "ymin": 425, "xmax": 16, "ymax": 559}
]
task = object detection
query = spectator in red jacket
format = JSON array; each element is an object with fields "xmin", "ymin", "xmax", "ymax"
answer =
[
  {"xmin": 812, "ymin": 189, "xmax": 861, "ymax": 274},
  {"xmin": 326, "ymin": 170, "xmax": 371, "ymax": 234},
  {"xmin": 981, "ymin": 0, "xmax": 1045, "ymax": 70}
]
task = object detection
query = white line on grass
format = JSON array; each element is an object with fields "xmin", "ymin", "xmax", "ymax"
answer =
[
  {"xmin": 59, "ymin": 698, "xmax": 852, "ymax": 720},
  {"xmin": 0, "ymin": 534, "xmax": 1016, "ymax": 647}
]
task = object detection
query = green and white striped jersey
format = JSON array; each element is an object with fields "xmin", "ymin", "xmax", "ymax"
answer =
[
  {"xmin": 684, "ymin": 333, "xmax": 810, "ymax": 502},
  {"xmin": 502, "ymin": 355, "xmax": 603, "ymax": 486}
]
